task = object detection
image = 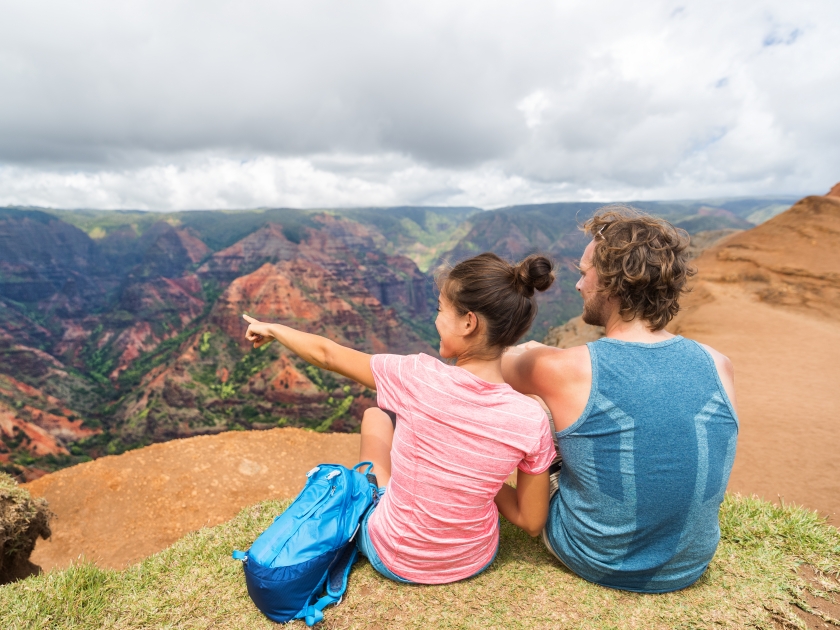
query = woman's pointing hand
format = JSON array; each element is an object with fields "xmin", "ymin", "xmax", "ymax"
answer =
[{"xmin": 243, "ymin": 314, "xmax": 274, "ymax": 349}]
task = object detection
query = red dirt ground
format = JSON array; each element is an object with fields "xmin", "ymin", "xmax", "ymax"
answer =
[
  {"xmin": 671, "ymin": 193, "xmax": 840, "ymax": 523},
  {"xmin": 25, "ymin": 428, "xmax": 360, "ymax": 571}
]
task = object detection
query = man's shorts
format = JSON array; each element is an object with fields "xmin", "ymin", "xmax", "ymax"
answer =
[
  {"xmin": 541, "ymin": 410, "xmax": 567, "ymax": 565},
  {"xmin": 540, "ymin": 464, "xmax": 567, "ymax": 564}
]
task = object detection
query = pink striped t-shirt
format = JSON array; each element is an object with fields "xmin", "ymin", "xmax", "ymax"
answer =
[{"xmin": 368, "ymin": 353, "xmax": 554, "ymax": 584}]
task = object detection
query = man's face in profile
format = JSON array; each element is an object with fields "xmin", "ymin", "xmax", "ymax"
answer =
[{"xmin": 576, "ymin": 240, "xmax": 609, "ymax": 327}]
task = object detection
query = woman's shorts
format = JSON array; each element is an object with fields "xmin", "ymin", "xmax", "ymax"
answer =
[{"xmin": 356, "ymin": 489, "xmax": 499, "ymax": 584}]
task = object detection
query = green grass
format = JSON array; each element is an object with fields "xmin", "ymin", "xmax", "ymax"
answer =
[{"xmin": 2, "ymin": 494, "xmax": 838, "ymax": 629}]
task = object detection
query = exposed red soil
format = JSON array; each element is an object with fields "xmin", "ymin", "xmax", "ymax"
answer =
[
  {"xmin": 0, "ymin": 405, "xmax": 70, "ymax": 457},
  {"xmin": 175, "ymin": 228, "xmax": 211, "ymax": 263},
  {"xmin": 670, "ymin": 192, "xmax": 840, "ymax": 522},
  {"xmin": 25, "ymin": 428, "xmax": 361, "ymax": 571},
  {"xmin": 794, "ymin": 565, "xmax": 840, "ymax": 629},
  {"xmin": 0, "ymin": 373, "xmax": 99, "ymax": 464},
  {"xmin": 213, "ymin": 257, "xmax": 431, "ymax": 356},
  {"xmin": 264, "ymin": 354, "xmax": 323, "ymax": 404}
]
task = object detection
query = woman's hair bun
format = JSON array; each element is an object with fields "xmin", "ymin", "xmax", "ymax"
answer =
[
  {"xmin": 513, "ymin": 254, "xmax": 555, "ymax": 296},
  {"xmin": 440, "ymin": 251, "xmax": 558, "ymax": 351}
]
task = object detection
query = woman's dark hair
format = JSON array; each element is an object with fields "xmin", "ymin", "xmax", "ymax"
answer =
[{"xmin": 438, "ymin": 252, "xmax": 555, "ymax": 355}]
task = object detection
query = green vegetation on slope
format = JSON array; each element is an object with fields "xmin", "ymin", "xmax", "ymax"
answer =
[
  {"xmin": 46, "ymin": 205, "xmax": 480, "ymax": 260},
  {"xmin": 48, "ymin": 207, "xmax": 321, "ymax": 252},
  {"xmin": 2, "ymin": 494, "xmax": 837, "ymax": 629},
  {"xmin": 341, "ymin": 206, "xmax": 480, "ymax": 272}
]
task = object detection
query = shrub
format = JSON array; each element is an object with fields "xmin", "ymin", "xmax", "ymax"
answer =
[{"xmin": 0, "ymin": 472, "xmax": 53, "ymax": 584}]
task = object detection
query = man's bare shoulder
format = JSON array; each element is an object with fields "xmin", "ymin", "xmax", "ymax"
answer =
[
  {"xmin": 502, "ymin": 341, "xmax": 592, "ymax": 397},
  {"xmin": 697, "ymin": 342, "xmax": 734, "ymax": 377},
  {"xmin": 522, "ymin": 343, "xmax": 591, "ymax": 387},
  {"xmin": 515, "ymin": 343, "xmax": 592, "ymax": 421},
  {"xmin": 537, "ymin": 343, "xmax": 590, "ymax": 368},
  {"xmin": 695, "ymin": 342, "xmax": 737, "ymax": 412}
]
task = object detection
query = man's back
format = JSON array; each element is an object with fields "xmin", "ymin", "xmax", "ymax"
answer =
[{"xmin": 545, "ymin": 336, "xmax": 738, "ymax": 593}]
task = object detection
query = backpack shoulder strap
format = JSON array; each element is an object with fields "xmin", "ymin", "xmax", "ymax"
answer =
[{"xmin": 300, "ymin": 542, "xmax": 360, "ymax": 626}]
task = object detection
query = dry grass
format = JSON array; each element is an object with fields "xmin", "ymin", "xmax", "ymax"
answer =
[{"xmin": 1, "ymin": 493, "xmax": 838, "ymax": 629}]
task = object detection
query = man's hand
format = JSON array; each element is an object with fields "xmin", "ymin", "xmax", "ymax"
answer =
[
  {"xmin": 504, "ymin": 340, "xmax": 547, "ymax": 358},
  {"xmin": 243, "ymin": 314, "xmax": 274, "ymax": 349}
]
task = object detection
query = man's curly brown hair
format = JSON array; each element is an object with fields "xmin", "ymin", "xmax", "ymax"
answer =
[{"xmin": 583, "ymin": 206, "xmax": 696, "ymax": 331}]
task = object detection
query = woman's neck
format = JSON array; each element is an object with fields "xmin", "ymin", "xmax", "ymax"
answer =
[{"xmin": 454, "ymin": 354, "xmax": 506, "ymax": 384}]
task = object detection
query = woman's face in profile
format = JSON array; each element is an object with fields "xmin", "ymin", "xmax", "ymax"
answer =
[{"xmin": 435, "ymin": 295, "xmax": 470, "ymax": 359}]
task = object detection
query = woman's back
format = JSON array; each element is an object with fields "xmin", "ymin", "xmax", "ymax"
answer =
[{"xmin": 369, "ymin": 353, "xmax": 554, "ymax": 584}]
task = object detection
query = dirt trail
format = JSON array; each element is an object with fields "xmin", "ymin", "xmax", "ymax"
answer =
[{"xmin": 25, "ymin": 428, "xmax": 360, "ymax": 571}]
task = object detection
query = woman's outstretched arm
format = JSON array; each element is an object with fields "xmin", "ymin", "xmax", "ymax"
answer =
[
  {"xmin": 494, "ymin": 469, "xmax": 549, "ymax": 537},
  {"xmin": 243, "ymin": 314, "xmax": 376, "ymax": 390}
]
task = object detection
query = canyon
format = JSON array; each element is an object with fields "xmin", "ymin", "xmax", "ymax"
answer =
[{"xmin": 0, "ymin": 197, "xmax": 795, "ymax": 482}]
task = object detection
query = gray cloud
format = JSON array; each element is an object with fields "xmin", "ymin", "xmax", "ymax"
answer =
[{"xmin": 0, "ymin": 0, "xmax": 838, "ymax": 209}]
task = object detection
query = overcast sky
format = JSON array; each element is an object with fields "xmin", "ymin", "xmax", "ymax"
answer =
[{"xmin": 0, "ymin": 0, "xmax": 838, "ymax": 210}]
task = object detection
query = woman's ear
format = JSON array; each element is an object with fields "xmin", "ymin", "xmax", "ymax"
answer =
[{"xmin": 464, "ymin": 311, "xmax": 480, "ymax": 336}]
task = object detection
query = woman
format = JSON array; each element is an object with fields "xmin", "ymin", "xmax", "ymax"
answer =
[{"xmin": 243, "ymin": 252, "xmax": 555, "ymax": 584}]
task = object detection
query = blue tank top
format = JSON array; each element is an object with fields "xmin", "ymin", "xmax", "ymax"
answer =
[{"xmin": 546, "ymin": 336, "xmax": 738, "ymax": 593}]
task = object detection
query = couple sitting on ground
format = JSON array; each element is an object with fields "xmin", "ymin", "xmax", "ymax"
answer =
[{"xmin": 242, "ymin": 207, "xmax": 739, "ymax": 594}]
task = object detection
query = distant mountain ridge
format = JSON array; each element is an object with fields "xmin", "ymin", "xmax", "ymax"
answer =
[{"xmin": 0, "ymin": 196, "xmax": 794, "ymax": 479}]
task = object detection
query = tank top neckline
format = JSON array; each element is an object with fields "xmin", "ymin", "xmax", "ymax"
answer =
[{"xmin": 594, "ymin": 335, "xmax": 684, "ymax": 349}]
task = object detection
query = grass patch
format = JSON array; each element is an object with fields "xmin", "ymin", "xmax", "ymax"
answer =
[{"xmin": 1, "ymin": 494, "xmax": 838, "ymax": 629}]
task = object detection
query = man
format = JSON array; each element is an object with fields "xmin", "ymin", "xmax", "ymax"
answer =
[{"xmin": 502, "ymin": 207, "xmax": 738, "ymax": 593}]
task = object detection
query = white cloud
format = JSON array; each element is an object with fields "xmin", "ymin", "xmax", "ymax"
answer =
[
  {"xmin": 0, "ymin": 0, "xmax": 838, "ymax": 209},
  {"xmin": 517, "ymin": 91, "xmax": 551, "ymax": 130}
]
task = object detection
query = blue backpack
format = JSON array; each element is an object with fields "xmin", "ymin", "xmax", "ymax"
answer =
[{"xmin": 232, "ymin": 462, "xmax": 378, "ymax": 626}]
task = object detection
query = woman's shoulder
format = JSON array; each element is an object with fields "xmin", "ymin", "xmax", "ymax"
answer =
[
  {"xmin": 370, "ymin": 353, "xmax": 445, "ymax": 383},
  {"xmin": 372, "ymin": 352, "xmax": 433, "ymax": 363},
  {"xmin": 501, "ymin": 388, "xmax": 550, "ymax": 420}
]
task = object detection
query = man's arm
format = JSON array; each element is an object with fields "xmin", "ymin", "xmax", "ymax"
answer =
[
  {"xmin": 500, "ymin": 342, "xmax": 553, "ymax": 396},
  {"xmin": 699, "ymin": 343, "xmax": 738, "ymax": 415},
  {"xmin": 502, "ymin": 343, "xmax": 593, "ymax": 432},
  {"xmin": 243, "ymin": 314, "xmax": 376, "ymax": 389}
]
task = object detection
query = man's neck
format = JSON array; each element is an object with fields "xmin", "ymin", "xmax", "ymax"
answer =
[{"xmin": 602, "ymin": 312, "xmax": 674, "ymax": 343}]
